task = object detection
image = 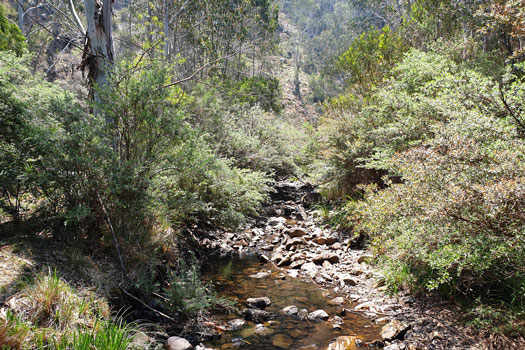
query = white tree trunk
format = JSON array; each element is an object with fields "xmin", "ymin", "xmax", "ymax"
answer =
[{"xmin": 83, "ymin": 0, "xmax": 114, "ymax": 102}]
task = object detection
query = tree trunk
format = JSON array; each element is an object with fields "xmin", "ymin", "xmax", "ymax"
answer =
[
  {"xmin": 17, "ymin": 1, "xmax": 24, "ymax": 35},
  {"xmin": 83, "ymin": 0, "xmax": 114, "ymax": 103}
]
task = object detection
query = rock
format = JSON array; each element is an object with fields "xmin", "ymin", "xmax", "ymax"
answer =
[
  {"xmin": 322, "ymin": 260, "xmax": 332, "ymax": 269},
  {"xmin": 301, "ymin": 262, "xmax": 318, "ymax": 276},
  {"xmin": 312, "ymin": 252, "xmax": 339, "ymax": 265},
  {"xmin": 298, "ymin": 345, "xmax": 319, "ymax": 350},
  {"xmin": 285, "ymin": 227, "xmax": 307, "ymax": 238},
  {"xmin": 281, "ymin": 305, "xmax": 298, "ymax": 316},
  {"xmin": 331, "ymin": 242, "xmax": 342, "ymax": 250},
  {"xmin": 246, "ymin": 297, "xmax": 271, "ymax": 309},
  {"xmin": 166, "ymin": 336, "xmax": 193, "ymax": 350},
  {"xmin": 329, "ymin": 316, "xmax": 344, "ymax": 330},
  {"xmin": 228, "ymin": 319, "xmax": 246, "ymax": 331},
  {"xmin": 285, "ymin": 237, "xmax": 306, "ymax": 250},
  {"xmin": 381, "ymin": 320, "xmax": 410, "ymax": 341},
  {"xmin": 242, "ymin": 308, "xmax": 272, "ymax": 322},
  {"xmin": 326, "ymin": 336, "xmax": 361, "ymax": 350},
  {"xmin": 249, "ymin": 271, "xmax": 271, "ymax": 279},
  {"xmin": 255, "ymin": 323, "xmax": 273, "ymax": 336},
  {"xmin": 272, "ymin": 334, "xmax": 294, "ymax": 349},
  {"xmin": 357, "ymin": 255, "xmax": 373, "ymax": 264},
  {"xmin": 328, "ymin": 297, "xmax": 345, "ymax": 306},
  {"xmin": 297, "ymin": 308, "xmax": 309, "ymax": 320},
  {"xmin": 354, "ymin": 301, "xmax": 374, "ymax": 311},
  {"xmin": 195, "ymin": 345, "xmax": 215, "ymax": 350},
  {"xmin": 307, "ymin": 309, "xmax": 329, "ymax": 321},
  {"xmin": 268, "ymin": 217, "xmax": 286, "ymax": 226},
  {"xmin": 339, "ymin": 274, "xmax": 358, "ymax": 286},
  {"xmin": 290, "ymin": 259, "xmax": 306, "ymax": 269},
  {"xmin": 288, "ymin": 270, "xmax": 299, "ymax": 278},
  {"xmin": 313, "ymin": 236, "xmax": 338, "ymax": 245}
]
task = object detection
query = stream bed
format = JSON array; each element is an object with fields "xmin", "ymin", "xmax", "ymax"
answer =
[{"xmin": 203, "ymin": 256, "xmax": 382, "ymax": 350}]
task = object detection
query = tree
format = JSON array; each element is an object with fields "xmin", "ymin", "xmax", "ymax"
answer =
[
  {"xmin": 78, "ymin": 0, "xmax": 114, "ymax": 101},
  {"xmin": 0, "ymin": 4, "xmax": 26, "ymax": 56}
]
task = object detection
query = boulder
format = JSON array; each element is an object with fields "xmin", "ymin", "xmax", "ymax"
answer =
[
  {"xmin": 242, "ymin": 308, "xmax": 272, "ymax": 322},
  {"xmin": 381, "ymin": 320, "xmax": 410, "ymax": 341},
  {"xmin": 166, "ymin": 336, "xmax": 193, "ymax": 350},
  {"xmin": 328, "ymin": 297, "xmax": 345, "ymax": 306},
  {"xmin": 339, "ymin": 273, "xmax": 358, "ymax": 286},
  {"xmin": 281, "ymin": 305, "xmax": 298, "ymax": 316},
  {"xmin": 297, "ymin": 308, "xmax": 309, "ymax": 320},
  {"xmin": 249, "ymin": 271, "xmax": 271, "ymax": 279},
  {"xmin": 307, "ymin": 309, "xmax": 329, "ymax": 321},
  {"xmin": 285, "ymin": 227, "xmax": 307, "ymax": 238},
  {"xmin": 326, "ymin": 336, "xmax": 360, "ymax": 350},
  {"xmin": 357, "ymin": 255, "xmax": 373, "ymax": 264},
  {"xmin": 246, "ymin": 297, "xmax": 271, "ymax": 309},
  {"xmin": 312, "ymin": 252, "xmax": 339, "ymax": 265},
  {"xmin": 228, "ymin": 319, "xmax": 246, "ymax": 331},
  {"xmin": 285, "ymin": 237, "xmax": 306, "ymax": 250}
]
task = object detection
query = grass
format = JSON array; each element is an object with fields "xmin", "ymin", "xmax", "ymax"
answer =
[{"xmin": 0, "ymin": 270, "xmax": 137, "ymax": 350}]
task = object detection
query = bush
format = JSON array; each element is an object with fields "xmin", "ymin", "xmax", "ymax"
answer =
[
  {"xmin": 189, "ymin": 83, "xmax": 306, "ymax": 177},
  {"xmin": 162, "ymin": 260, "xmax": 234, "ymax": 318},
  {"xmin": 326, "ymin": 49, "xmax": 525, "ymax": 306}
]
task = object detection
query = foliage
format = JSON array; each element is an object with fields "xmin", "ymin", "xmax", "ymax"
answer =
[
  {"xmin": 0, "ymin": 5, "xmax": 25, "ymax": 56},
  {"xmin": 189, "ymin": 83, "xmax": 306, "ymax": 177},
  {"xmin": 0, "ymin": 270, "xmax": 135, "ymax": 350},
  {"xmin": 163, "ymin": 260, "xmax": 234, "ymax": 318},
  {"xmin": 324, "ymin": 49, "xmax": 525, "ymax": 312},
  {"xmin": 337, "ymin": 26, "xmax": 406, "ymax": 93}
]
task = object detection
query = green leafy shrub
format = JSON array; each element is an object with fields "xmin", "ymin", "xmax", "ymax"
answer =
[
  {"xmin": 163, "ymin": 260, "xmax": 234, "ymax": 317},
  {"xmin": 189, "ymin": 84, "xmax": 306, "ymax": 177},
  {"xmin": 0, "ymin": 5, "xmax": 26, "ymax": 56},
  {"xmin": 329, "ymin": 50, "xmax": 525, "ymax": 307}
]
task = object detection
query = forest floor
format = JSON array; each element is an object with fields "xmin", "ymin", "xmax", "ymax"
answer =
[{"xmin": 202, "ymin": 181, "xmax": 525, "ymax": 350}]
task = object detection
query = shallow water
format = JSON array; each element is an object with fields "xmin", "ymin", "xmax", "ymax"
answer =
[{"xmin": 203, "ymin": 256, "xmax": 381, "ymax": 350}]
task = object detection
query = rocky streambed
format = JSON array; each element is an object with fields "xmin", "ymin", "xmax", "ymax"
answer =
[{"xmin": 192, "ymin": 182, "xmax": 484, "ymax": 350}]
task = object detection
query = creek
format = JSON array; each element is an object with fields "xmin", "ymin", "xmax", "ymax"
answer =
[{"xmin": 203, "ymin": 256, "xmax": 382, "ymax": 350}]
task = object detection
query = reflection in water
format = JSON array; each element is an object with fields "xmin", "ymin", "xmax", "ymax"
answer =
[{"xmin": 203, "ymin": 257, "xmax": 381, "ymax": 349}]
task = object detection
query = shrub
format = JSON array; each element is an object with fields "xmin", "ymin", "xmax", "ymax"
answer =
[
  {"xmin": 0, "ymin": 5, "xmax": 26, "ymax": 56},
  {"xmin": 163, "ymin": 260, "xmax": 234, "ymax": 318},
  {"xmin": 329, "ymin": 49, "xmax": 525, "ymax": 305}
]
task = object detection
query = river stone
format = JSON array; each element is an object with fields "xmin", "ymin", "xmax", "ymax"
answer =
[
  {"xmin": 228, "ymin": 319, "xmax": 246, "ymax": 331},
  {"xmin": 357, "ymin": 255, "xmax": 373, "ymax": 264},
  {"xmin": 166, "ymin": 336, "xmax": 193, "ymax": 350},
  {"xmin": 301, "ymin": 262, "xmax": 318, "ymax": 275},
  {"xmin": 312, "ymin": 252, "xmax": 339, "ymax": 265},
  {"xmin": 246, "ymin": 297, "xmax": 271, "ymax": 309},
  {"xmin": 254, "ymin": 323, "xmax": 273, "ymax": 335},
  {"xmin": 339, "ymin": 274, "xmax": 358, "ymax": 286},
  {"xmin": 286, "ymin": 227, "xmax": 307, "ymax": 238},
  {"xmin": 331, "ymin": 242, "xmax": 342, "ymax": 250},
  {"xmin": 285, "ymin": 237, "xmax": 306, "ymax": 250},
  {"xmin": 326, "ymin": 336, "xmax": 360, "ymax": 350},
  {"xmin": 290, "ymin": 259, "xmax": 306, "ymax": 269},
  {"xmin": 195, "ymin": 345, "xmax": 215, "ymax": 350},
  {"xmin": 354, "ymin": 301, "xmax": 374, "ymax": 311},
  {"xmin": 282, "ymin": 305, "xmax": 298, "ymax": 316},
  {"xmin": 297, "ymin": 308, "xmax": 309, "ymax": 320},
  {"xmin": 381, "ymin": 320, "xmax": 410, "ymax": 341},
  {"xmin": 249, "ymin": 271, "xmax": 271, "ymax": 279},
  {"xmin": 307, "ymin": 309, "xmax": 329, "ymax": 321},
  {"xmin": 272, "ymin": 334, "xmax": 293, "ymax": 349},
  {"xmin": 328, "ymin": 297, "xmax": 345, "ymax": 306},
  {"xmin": 288, "ymin": 269, "xmax": 299, "ymax": 278},
  {"xmin": 242, "ymin": 308, "xmax": 272, "ymax": 322},
  {"xmin": 268, "ymin": 217, "xmax": 286, "ymax": 226}
]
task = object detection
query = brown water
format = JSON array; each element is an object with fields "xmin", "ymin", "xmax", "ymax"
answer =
[{"xmin": 203, "ymin": 257, "xmax": 382, "ymax": 350}]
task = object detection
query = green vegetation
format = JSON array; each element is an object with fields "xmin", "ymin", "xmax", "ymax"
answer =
[
  {"xmin": 2, "ymin": 0, "xmax": 525, "ymax": 346},
  {"xmin": 0, "ymin": 5, "xmax": 25, "ymax": 56},
  {"xmin": 313, "ymin": 0, "xmax": 525, "ymax": 337}
]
